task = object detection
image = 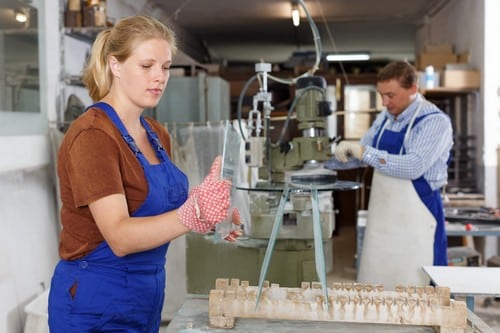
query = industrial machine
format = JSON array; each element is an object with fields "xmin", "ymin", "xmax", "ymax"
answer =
[
  {"xmin": 185, "ymin": 0, "xmax": 359, "ymax": 295},
  {"xmin": 186, "ymin": 65, "xmax": 342, "ymax": 292},
  {"xmin": 245, "ymin": 65, "xmax": 335, "ymax": 182},
  {"xmin": 240, "ymin": 62, "xmax": 338, "ymax": 243}
]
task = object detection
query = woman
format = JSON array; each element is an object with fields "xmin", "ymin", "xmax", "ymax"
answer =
[{"xmin": 48, "ymin": 15, "xmax": 240, "ymax": 332}]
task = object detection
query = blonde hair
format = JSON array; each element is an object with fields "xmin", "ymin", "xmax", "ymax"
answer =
[{"xmin": 82, "ymin": 15, "xmax": 177, "ymax": 102}]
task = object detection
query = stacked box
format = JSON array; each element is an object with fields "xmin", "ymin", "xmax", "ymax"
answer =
[
  {"xmin": 417, "ymin": 53, "xmax": 457, "ymax": 71},
  {"xmin": 416, "ymin": 43, "xmax": 457, "ymax": 71},
  {"xmin": 442, "ymin": 69, "xmax": 480, "ymax": 89}
]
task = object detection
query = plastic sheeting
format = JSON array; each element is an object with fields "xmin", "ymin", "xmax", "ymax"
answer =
[
  {"xmin": 167, "ymin": 121, "xmax": 225, "ymax": 188},
  {"xmin": 166, "ymin": 120, "xmax": 251, "ymax": 229}
]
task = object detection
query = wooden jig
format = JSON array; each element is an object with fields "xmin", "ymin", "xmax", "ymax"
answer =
[{"xmin": 209, "ymin": 278, "xmax": 467, "ymax": 333}]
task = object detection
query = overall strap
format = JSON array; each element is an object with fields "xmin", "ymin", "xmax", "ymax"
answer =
[
  {"xmin": 140, "ymin": 117, "xmax": 167, "ymax": 162},
  {"xmin": 90, "ymin": 102, "xmax": 142, "ymax": 156}
]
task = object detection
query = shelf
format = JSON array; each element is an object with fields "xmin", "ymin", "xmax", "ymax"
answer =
[
  {"xmin": 1, "ymin": 28, "xmax": 38, "ymax": 36},
  {"xmin": 422, "ymin": 87, "xmax": 479, "ymax": 95},
  {"xmin": 64, "ymin": 26, "xmax": 106, "ymax": 43},
  {"xmin": 422, "ymin": 89, "xmax": 480, "ymax": 192},
  {"xmin": 62, "ymin": 75, "xmax": 84, "ymax": 87}
]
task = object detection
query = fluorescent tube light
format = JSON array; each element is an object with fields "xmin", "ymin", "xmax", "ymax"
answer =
[{"xmin": 326, "ymin": 53, "xmax": 370, "ymax": 62}]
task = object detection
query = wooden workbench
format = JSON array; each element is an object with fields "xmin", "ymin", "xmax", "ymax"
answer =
[{"xmin": 166, "ymin": 296, "xmax": 495, "ymax": 333}]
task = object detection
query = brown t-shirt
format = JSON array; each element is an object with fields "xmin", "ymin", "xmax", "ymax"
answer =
[{"xmin": 57, "ymin": 106, "xmax": 172, "ymax": 260}]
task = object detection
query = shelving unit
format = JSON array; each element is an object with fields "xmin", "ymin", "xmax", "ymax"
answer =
[
  {"xmin": 57, "ymin": 31, "xmax": 92, "ymax": 127},
  {"xmin": 423, "ymin": 88, "xmax": 480, "ymax": 193}
]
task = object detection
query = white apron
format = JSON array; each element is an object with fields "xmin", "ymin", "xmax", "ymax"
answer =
[{"xmin": 357, "ymin": 102, "xmax": 437, "ymax": 290}]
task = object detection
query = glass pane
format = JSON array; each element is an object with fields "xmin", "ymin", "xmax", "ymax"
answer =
[
  {"xmin": 0, "ymin": 0, "xmax": 39, "ymax": 112},
  {"xmin": 220, "ymin": 120, "xmax": 242, "ymax": 181}
]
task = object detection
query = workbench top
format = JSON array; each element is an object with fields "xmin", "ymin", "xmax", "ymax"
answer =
[
  {"xmin": 166, "ymin": 296, "xmax": 495, "ymax": 333},
  {"xmin": 423, "ymin": 266, "xmax": 500, "ymax": 297}
]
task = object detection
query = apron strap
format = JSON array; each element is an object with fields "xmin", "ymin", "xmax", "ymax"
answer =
[{"xmin": 375, "ymin": 99, "xmax": 425, "ymax": 153}]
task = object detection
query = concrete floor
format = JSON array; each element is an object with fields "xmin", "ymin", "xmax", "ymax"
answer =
[{"xmin": 329, "ymin": 225, "xmax": 500, "ymax": 333}]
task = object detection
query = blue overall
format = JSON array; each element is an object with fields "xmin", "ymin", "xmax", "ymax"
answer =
[
  {"xmin": 48, "ymin": 102, "xmax": 188, "ymax": 332},
  {"xmin": 373, "ymin": 113, "xmax": 448, "ymax": 266}
]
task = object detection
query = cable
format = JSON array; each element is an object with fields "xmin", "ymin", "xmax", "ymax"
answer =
[
  {"xmin": 236, "ymin": 74, "xmax": 258, "ymax": 141},
  {"xmin": 236, "ymin": 0, "xmax": 325, "ymax": 143},
  {"xmin": 313, "ymin": 0, "xmax": 350, "ymax": 85}
]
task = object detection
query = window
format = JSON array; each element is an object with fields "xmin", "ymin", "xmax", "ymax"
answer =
[{"xmin": 0, "ymin": 1, "xmax": 39, "ymax": 113}]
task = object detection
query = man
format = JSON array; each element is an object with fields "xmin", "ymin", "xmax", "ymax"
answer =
[{"xmin": 326, "ymin": 60, "xmax": 453, "ymax": 289}]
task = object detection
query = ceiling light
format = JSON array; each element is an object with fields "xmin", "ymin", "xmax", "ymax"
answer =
[
  {"xmin": 326, "ymin": 53, "xmax": 371, "ymax": 62},
  {"xmin": 291, "ymin": 2, "xmax": 300, "ymax": 27},
  {"xmin": 15, "ymin": 10, "xmax": 27, "ymax": 23}
]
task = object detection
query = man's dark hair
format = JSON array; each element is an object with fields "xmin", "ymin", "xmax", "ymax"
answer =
[{"xmin": 377, "ymin": 61, "xmax": 418, "ymax": 89}]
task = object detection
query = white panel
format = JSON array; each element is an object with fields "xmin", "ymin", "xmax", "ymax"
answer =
[
  {"xmin": 0, "ymin": 135, "xmax": 49, "ymax": 173},
  {"xmin": 0, "ymin": 167, "xmax": 58, "ymax": 332},
  {"xmin": 0, "ymin": 277, "xmax": 22, "ymax": 333}
]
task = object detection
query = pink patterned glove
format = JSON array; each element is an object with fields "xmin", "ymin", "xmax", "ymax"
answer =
[
  {"xmin": 177, "ymin": 156, "xmax": 231, "ymax": 233},
  {"xmin": 223, "ymin": 208, "xmax": 244, "ymax": 242}
]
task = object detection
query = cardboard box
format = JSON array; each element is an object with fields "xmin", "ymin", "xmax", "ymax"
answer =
[
  {"xmin": 424, "ymin": 43, "xmax": 454, "ymax": 54},
  {"xmin": 457, "ymin": 51, "xmax": 471, "ymax": 63},
  {"xmin": 416, "ymin": 52, "xmax": 457, "ymax": 70},
  {"xmin": 447, "ymin": 246, "xmax": 481, "ymax": 266},
  {"xmin": 442, "ymin": 69, "xmax": 480, "ymax": 88}
]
